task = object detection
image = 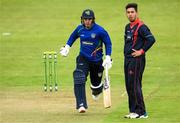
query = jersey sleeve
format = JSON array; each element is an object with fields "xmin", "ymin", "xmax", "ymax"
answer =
[
  {"xmin": 100, "ymin": 29, "xmax": 112, "ymax": 56},
  {"xmin": 139, "ymin": 25, "xmax": 156, "ymax": 52},
  {"xmin": 66, "ymin": 26, "xmax": 80, "ymax": 47}
]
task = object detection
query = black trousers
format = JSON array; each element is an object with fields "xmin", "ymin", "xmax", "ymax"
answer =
[
  {"xmin": 124, "ymin": 56, "xmax": 146, "ymax": 115},
  {"xmin": 74, "ymin": 55, "xmax": 104, "ymax": 109},
  {"xmin": 76, "ymin": 55, "xmax": 104, "ymax": 86}
]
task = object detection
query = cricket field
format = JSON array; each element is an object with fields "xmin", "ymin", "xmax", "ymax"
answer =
[{"xmin": 0, "ymin": 0, "xmax": 180, "ymax": 123}]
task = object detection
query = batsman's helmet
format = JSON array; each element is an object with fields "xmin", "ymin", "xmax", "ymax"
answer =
[{"xmin": 81, "ymin": 9, "xmax": 95, "ymax": 19}]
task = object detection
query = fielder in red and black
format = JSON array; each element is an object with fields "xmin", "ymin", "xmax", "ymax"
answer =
[{"xmin": 124, "ymin": 3, "xmax": 155, "ymax": 119}]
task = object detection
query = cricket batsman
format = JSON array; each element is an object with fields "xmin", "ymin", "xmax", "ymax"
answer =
[
  {"xmin": 124, "ymin": 3, "xmax": 155, "ymax": 118},
  {"xmin": 60, "ymin": 9, "xmax": 112, "ymax": 113}
]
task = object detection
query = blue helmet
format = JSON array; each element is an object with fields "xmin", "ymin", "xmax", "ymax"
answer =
[{"xmin": 81, "ymin": 9, "xmax": 95, "ymax": 19}]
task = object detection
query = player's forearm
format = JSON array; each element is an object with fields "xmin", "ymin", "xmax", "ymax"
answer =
[
  {"xmin": 66, "ymin": 34, "xmax": 78, "ymax": 47},
  {"xmin": 142, "ymin": 36, "xmax": 155, "ymax": 52},
  {"xmin": 105, "ymin": 44, "xmax": 112, "ymax": 56}
]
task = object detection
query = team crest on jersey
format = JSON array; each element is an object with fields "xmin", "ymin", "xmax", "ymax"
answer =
[{"xmin": 91, "ymin": 33, "xmax": 96, "ymax": 38}]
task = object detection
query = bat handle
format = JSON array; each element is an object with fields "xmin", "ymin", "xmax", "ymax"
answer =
[{"xmin": 105, "ymin": 64, "xmax": 109, "ymax": 80}]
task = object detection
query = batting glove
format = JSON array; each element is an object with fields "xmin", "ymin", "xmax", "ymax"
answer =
[
  {"xmin": 60, "ymin": 44, "xmax": 70, "ymax": 57},
  {"xmin": 102, "ymin": 55, "xmax": 112, "ymax": 69}
]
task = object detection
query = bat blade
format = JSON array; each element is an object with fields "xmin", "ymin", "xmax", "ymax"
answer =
[{"xmin": 103, "ymin": 77, "xmax": 111, "ymax": 108}]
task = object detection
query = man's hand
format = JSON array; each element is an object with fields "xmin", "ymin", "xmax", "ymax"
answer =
[
  {"xmin": 131, "ymin": 49, "xmax": 145, "ymax": 57},
  {"xmin": 60, "ymin": 44, "xmax": 70, "ymax": 57},
  {"xmin": 102, "ymin": 55, "xmax": 112, "ymax": 69}
]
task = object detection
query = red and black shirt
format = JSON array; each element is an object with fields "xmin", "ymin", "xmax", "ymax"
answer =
[{"xmin": 124, "ymin": 18, "xmax": 155, "ymax": 58}]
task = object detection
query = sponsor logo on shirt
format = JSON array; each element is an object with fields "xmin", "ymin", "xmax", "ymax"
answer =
[{"xmin": 82, "ymin": 41, "xmax": 93, "ymax": 45}]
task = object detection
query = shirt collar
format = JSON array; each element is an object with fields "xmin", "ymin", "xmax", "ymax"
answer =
[{"xmin": 130, "ymin": 18, "xmax": 140, "ymax": 28}]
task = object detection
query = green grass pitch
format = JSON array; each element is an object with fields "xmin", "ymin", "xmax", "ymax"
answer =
[{"xmin": 0, "ymin": 0, "xmax": 180, "ymax": 123}]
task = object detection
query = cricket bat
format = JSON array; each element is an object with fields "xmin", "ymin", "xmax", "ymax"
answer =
[{"xmin": 103, "ymin": 65, "xmax": 111, "ymax": 108}]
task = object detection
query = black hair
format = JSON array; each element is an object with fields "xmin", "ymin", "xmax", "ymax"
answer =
[{"xmin": 125, "ymin": 3, "xmax": 138, "ymax": 12}]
